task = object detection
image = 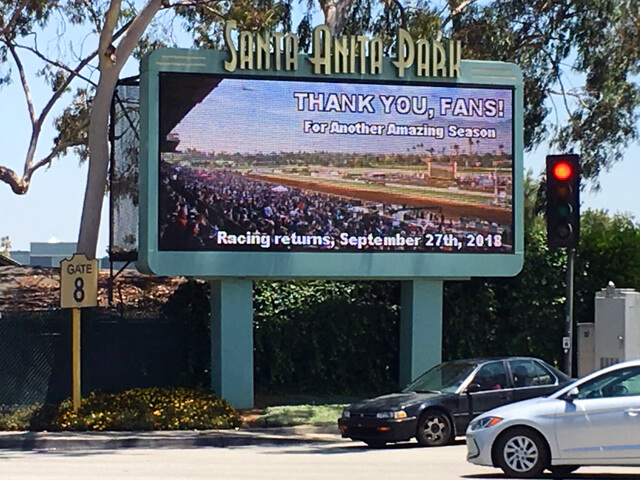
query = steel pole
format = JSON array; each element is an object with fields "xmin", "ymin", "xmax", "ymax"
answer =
[
  {"xmin": 564, "ymin": 248, "xmax": 575, "ymax": 376},
  {"xmin": 72, "ymin": 308, "xmax": 81, "ymax": 413}
]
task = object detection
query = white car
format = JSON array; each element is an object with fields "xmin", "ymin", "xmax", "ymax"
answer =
[{"xmin": 466, "ymin": 359, "xmax": 640, "ymax": 478}]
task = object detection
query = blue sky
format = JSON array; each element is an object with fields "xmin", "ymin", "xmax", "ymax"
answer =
[
  {"xmin": 172, "ymin": 78, "xmax": 513, "ymax": 155},
  {"xmin": 1, "ymin": 10, "xmax": 639, "ymax": 255}
]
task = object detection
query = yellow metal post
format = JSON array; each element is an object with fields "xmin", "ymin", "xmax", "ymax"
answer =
[{"xmin": 72, "ymin": 308, "xmax": 81, "ymax": 413}]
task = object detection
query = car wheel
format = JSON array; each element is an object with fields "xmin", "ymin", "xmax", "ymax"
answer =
[
  {"xmin": 495, "ymin": 427, "xmax": 549, "ymax": 478},
  {"xmin": 548, "ymin": 465, "xmax": 579, "ymax": 478},
  {"xmin": 364, "ymin": 440, "xmax": 386, "ymax": 449},
  {"xmin": 416, "ymin": 410, "xmax": 453, "ymax": 447}
]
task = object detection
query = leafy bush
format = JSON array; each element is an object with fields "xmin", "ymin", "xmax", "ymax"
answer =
[
  {"xmin": 254, "ymin": 280, "xmax": 400, "ymax": 395},
  {"xmin": 0, "ymin": 387, "xmax": 241, "ymax": 431},
  {"xmin": 161, "ymin": 281, "xmax": 211, "ymax": 388},
  {"xmin": 0, "ymin": 404, "xmax": 41, "ymax": 431}
]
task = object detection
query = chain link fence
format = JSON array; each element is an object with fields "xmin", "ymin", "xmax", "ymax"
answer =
[
  {"xmin": 0, "ymin": 308, "xmax": 192, "ymax": 405},
  {"xmin": 110, "ymin": 79, "xmax": 140, "ymax": 262}
]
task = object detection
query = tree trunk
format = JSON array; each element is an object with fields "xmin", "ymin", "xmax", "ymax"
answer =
[
  {"xmin": 76, "ymin": 68, "xmax": 119, "ymax": 258},
  {"xmin": 319, "ymin": 0, "xmax": 355, "ymax": 35},
  {"xmin": 76, "ymin": 0, "xmax": 163, "ymax": 258}
]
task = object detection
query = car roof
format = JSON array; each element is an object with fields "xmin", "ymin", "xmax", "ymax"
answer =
[{"xmin": 443, "ymin": 356, "xmax": 546, "ymax": 365}]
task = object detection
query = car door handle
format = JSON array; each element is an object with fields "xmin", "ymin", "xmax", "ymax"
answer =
[{"xmin": 625, "ymin": 408, "xmax": 640, "ymax": 417}]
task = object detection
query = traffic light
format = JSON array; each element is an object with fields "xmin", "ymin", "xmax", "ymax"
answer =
[{"xmin": 546, "ymin": 154, "xmax": 580, "ymax": 249}]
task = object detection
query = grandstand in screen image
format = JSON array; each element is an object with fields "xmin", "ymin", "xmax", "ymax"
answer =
[{"xmin": 158, "ymin": 77, "xmax": 514, "ymax": 253}]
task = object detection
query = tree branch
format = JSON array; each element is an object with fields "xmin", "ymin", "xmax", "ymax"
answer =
[
  {"xmin": 30, "ymin": 139, "xmax": 88, "ymax": 174},
  {"xmin": 0, "ymin": 138, "xmax": 86, "ymax": 195},
  {"xmin": 0, "ymin": 166, "xmax": 25, "ymax": 194},
  {"xmin": 547, "ymin": 89, "xmax": 588, "ymax": 108},
  {"xmin": 0, "ymin": 0, "xmax": 30, "ymax": 37},
  {"xmin": 393, "ymin": 0, "xmax": 407, "ymax": 30},
  {"xmin": 84, "ymin": 1, "xmax": 106, "ymax": 34},
  {"xmin": 537, "ymin": 44, "xmax": 575, "ymax": 118},
  {"xmin": 5, "ymin": 40, "xmax": 36, "ymax": 125},
  {"xmin": 318, "ymin": 0, "xmax": 356, "ymax": 35},
  {"xmin": 99, "ymin": 0, "xmax": 123, "ymax": 69},
  {"xmin": 113, "ymin": 0, "xmax": 164, "ymax": 68},
  {"xmin": 38, "ymin": 52, "xmax": 98, "ymax": 129},
  {"xmin": 14, "ymin": 43, "xmax": 99, "ymax": 88},
  {"xmin": 197, "ymin": 3, "xmax": 227, "ymax": 21},
  {"xmin": 166, "ymin": 0, "xmax": 222, "ymax": 6},
  {"xmin": 439, "ymin": 0, "xmax": 478, "ymax": 39},
  {"xmin": 37, "ymin": 16, "xmax": 136, "ymax": 136}
]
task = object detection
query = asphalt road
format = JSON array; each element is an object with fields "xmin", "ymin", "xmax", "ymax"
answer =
[{"xmin": 2, "ymin": 441, "xmax": 640, "ymax": 480}]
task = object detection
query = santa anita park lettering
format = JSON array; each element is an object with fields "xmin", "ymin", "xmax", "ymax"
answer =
[
  {"xmin": 223, "ymin": 21, "xmax": 462, "ymax": 78},
  {"xmin": 136, "ymin": 24, "xmax": 524, "ymax": 279}
]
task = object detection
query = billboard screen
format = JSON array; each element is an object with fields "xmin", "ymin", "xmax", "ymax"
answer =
[{"xmin": 158, "ymin": 73, "xmax": 513, "ymax": 254}]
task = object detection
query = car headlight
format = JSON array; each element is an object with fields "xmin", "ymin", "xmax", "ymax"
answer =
[
  {"xmin": 376, "ymin": 411, "xmax": 408, "ymax": 419},
  {"xmin": 469, "ymin": 416, "xmax": 503, "ymax": 431},
  {"xmin": 342, "ymin": 409, "xmax": 350, "ymax": 418}
]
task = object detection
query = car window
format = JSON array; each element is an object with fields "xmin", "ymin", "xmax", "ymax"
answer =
[
  {"xmin": 403, "ymin": 362, "xmax": 477, "ymax": 393},
  {"xmin": 508, "ymin": 359, "xmax": 554, "ymax": 388},
  {"xmin": 577, "ymin": 367, "xmax": 640, "ymax": 399},
  {"xmin": 471, "ymin": 362, "xmax": 508, "ymax": 392}
]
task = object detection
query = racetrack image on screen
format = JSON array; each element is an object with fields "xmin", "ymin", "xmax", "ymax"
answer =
[{"xmin": 158, "ymin": 74, "xmax": 514, "ymax": 253}]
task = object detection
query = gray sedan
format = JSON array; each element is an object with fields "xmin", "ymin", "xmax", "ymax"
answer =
[{"xmin": 466, "ymin": 359, "xmax": 640, "ymax": 478}]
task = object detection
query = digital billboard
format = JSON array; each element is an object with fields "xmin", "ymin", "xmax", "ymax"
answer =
[{"xmin": 158, "ymin": 74, "xmax": 513, "ymax": 254}]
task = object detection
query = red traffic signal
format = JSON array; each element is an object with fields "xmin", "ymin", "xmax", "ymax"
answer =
[
  {"xmin": 546, "ymin": 154, "xmax": 580, "ymax": 249},
  {"xmin": 552, "ymin": 162, "xmax": 573, "ymax": 181}
]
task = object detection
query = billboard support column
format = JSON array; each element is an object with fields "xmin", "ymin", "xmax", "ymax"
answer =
[
  {"xmin": 399, "ymin": 280, "xmax": 443, "ymax": 386},
  {"xmin": 209, "ymin": 279, "xmax": 254, "ymax": 408}
]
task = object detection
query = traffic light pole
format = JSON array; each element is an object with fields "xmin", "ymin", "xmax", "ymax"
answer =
[{"xmin": 564, "ymin": 248, "xmax": 575, "ymax": 377}]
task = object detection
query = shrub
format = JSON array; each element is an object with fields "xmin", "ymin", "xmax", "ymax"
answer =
[
  {"xmin": 0, "ymin": 404, "xmax": 41, "ymax": 430},
  {"xmin": 0, "ymin": 387, "xmax": 241, "ymax": 431}
]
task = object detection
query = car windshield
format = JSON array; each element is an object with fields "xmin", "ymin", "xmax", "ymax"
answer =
[{"xmin": 403, "ymin": 362, "xmax": 477, "ymax": 394}]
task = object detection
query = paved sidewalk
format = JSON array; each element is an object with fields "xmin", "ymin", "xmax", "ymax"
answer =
[{"xmin": 0, "ymin": 425, "xmax": 346, "ymax": 451}]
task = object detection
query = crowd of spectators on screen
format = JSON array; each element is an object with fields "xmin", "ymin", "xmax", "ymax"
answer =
[{"xmin": 158, "ymin": 162, "xmax": 510, "ymax": 252}]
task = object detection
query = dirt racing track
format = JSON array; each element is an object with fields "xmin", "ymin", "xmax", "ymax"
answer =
[{"xmin": 248, "ymin": 173, "xmax": 511, "ymax": 225}]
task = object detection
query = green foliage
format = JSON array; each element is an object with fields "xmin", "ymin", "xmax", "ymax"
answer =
[
  {"xmin": 0, "ymin": 387, "xmax": 241, "ymax": 431},
  {"xmin": 254, "ymin": 280, "xmax": 400, "ymax": 395},
  {"xmin": 177, "ymin": 0, "xmax": 293, "ymax": 50},
  {"xmin": 492, "ymin": 226, "xmax": 567, "ymax": 363},
  {"xmin": 161, "ymin": 280, "xmax": 211, "ymax": 388},
  {"xmin": 0, "ymin": 404, "xmax": 41, "ymax": 430},
  {"xmin": 306, "ymin": 0, "xmax": 640, "ymax": 186},
  {"xmin": 1, "ymin": 0, "xmax": 638, "ymax": 197},
  {"xmin": 574, "ymin": 211, "xmax": 640, "ymax": 324},
  {"xmin": 442, "ymin": 226, "xmax": 563, "ymax": 365},
  {"xmin": 444, "ymin": 1, "xmax": 640, "ymax": 185}
]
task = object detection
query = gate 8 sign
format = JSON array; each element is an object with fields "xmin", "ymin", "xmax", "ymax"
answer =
[{"xmin": 60, "ymin": 254, "xmax": 99, "ymax": 308}]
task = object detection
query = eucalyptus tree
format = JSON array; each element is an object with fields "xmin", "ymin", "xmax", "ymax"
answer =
[
  {"xmin": 1, "ymin": 0, "xmax": 638, "ymax": 259},
  {"xmin": 306, "ymin": 0, "xmax": 640, "ymax": 188},
  {"xmin": 0, "ymin": 0, "xmax": 290, "ymax": 257}
]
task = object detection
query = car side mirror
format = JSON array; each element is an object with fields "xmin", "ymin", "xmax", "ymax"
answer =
[
  {"xmin": 466, "ymin": 382, "xmax": 482, "ymax": 394},
  {"xmin": 563, "ymin": 387, "xmax": 579, "ymax": 402}
]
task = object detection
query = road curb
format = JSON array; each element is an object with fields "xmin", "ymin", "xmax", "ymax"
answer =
[{"xmin": 0, "ymin": 426, "xmax": 346, "ymax": 451}]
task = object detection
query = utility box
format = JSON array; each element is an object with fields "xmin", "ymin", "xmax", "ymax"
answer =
[
  {"xmin": 577, "ymin": 322, "xmax": 595, "ymax": 377},
  {"xmin": 593, "ymin": 284, "xmax": 640, "ymax": 371}
]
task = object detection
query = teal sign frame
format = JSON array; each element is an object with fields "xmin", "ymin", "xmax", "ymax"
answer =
[{"xmin": 138, "ymin": 48, "xmax": 524, "ymax": 279}]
